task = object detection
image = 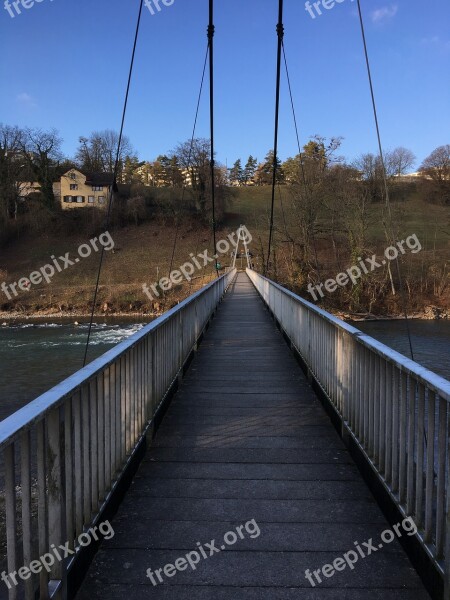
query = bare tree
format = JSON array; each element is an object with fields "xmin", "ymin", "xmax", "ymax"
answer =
[
  {"xmin": 75, "ymin": 130, "xmax": 134, "ymax": 175},
  {"xmin": 352, "ymin": 152, "xmax": 384, "ymax": 202},
  {"xmin": 0, "ymin": 124, "xmax": 26, "ymax": 223},
  {"xmin": 286, "ymin": 137, "xmax": 344, "ymax": 272},
  {"xmin": 385, "ymin": 147, "xmax": 416, "ymax": 177},
  {"xmin": 172, "ymin": 138, "xmax": 231, "ymax": 222},
  {"xmin": 19, "ymin": 128, "xmax": 63, "ymax": 209},
  {"xmin": 419, "ymin": 144, "xmax": 450, "ymax": 205},
  {"xmin": 420, "ymin": 145, "xmax": 450, "ymax": 183}
]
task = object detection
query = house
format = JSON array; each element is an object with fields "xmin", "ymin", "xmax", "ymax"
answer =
[
  {"xmin": 181, "ymin": 167, "xmax": 200, "ymax": 187},
  {"xmin": 133, "ymin": 162, "xmax": 165, "ymax": 187},
  {"xmin": 60, "ymin": 169, "xmax": 115, "ymax": 209},
  {"xmin": 18, "ymin": 182, "xmax": 41, "ymax": 198},
  {"xmin": 395, "ymin": 171, "xmax": 427, "ymax": 181}
]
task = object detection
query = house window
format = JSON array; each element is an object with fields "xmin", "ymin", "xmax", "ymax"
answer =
[
  {"xmin": 70, "ymin": 184, "xmax": 78, "ymax": 190},
  {"xmin": 76, "ymin": 196, "xmax": 85, "ymax": 203},
  {"xmin": 98, "ymin": 196, "xmax": 105, "ymax": 205},
  {"xmin": 70, "ymin": 173, "xmax": 76, "ymax": 180},
  {"xmin": 92, "ymin": 185, "xmax": 103, "ymax": 191},
  {"xmin": 63, "ymin": 196, "xmax": 73, "ymax": 203},
  {"xmin": 88, "ymin": 196, "xmax": 95, "ymax": 203}
]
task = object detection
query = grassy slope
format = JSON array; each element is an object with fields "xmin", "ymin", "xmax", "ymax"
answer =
[
  {"xmin": 234, "ymin": 186, "xmax": 449, "ymax": 246},
  {"xmin": 0, "ymin": 187, "xmax": 448, "ymax": 318},
  {"xmin": 0, "ymin": 213, "xmax": 229, "ymax": 317}
]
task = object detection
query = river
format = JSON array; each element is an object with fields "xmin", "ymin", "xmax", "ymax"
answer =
[
  {"xmin": 0, "ymin": 318, "xmax": 448, "ymax": 423},
  {"xmin": 0, "ymin": 318, "xmax": 150, "ymax": 422},
  {"xmin": 352, "ymin": 319, "xmax": 450, "ymax": 381}
]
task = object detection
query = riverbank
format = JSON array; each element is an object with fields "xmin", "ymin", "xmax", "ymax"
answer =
[
  {"xmin": 0, "ymin": 310, "xmax": 159, "ymax": 322},
  {"xmin": 336, "ymin": 306, "xmax": 450, "ymax": 322},
  {"xmin": 1, "ymin": 304, "xmax": 448, "ymax": 324},
  {"xmin": 1, "ymin": 194, "xmax": 449, "ymax": 324}
]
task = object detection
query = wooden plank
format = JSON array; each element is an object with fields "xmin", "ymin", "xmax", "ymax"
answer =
[{"xmin": 76, "ymin": 273, "xmax": 430, "ymax": 600}]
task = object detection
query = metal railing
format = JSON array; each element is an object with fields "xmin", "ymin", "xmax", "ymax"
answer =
[
  {"xmin": 0, "ymin": 268, "xmax": 236, "ymax": 600},
  {"xmin": 247, "ymin": 268, "xmax": 450, "ymax": 591}
]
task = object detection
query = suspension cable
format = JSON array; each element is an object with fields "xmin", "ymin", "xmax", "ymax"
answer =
[
  {"xmin": 188, "ymin": 226, "xmax": 206, "ymax": 294},
  {"xmin": 356, "ymin": 0, "xmax": 414, "ymax": 360},
  {"xmin": 267, "ymin": 0, "xmax": 284, "ymax": 275},
  {"xmin": 208, "ymin": 0, "xmax": 219, "ymax": 276},
  {"xmin": 163, "ymin": 43, "xmax": 210, "ymax": 311},
  {"xmin": 282, "ymin": 42, "xmax": 307, "ymax": 191},
  {"xmin": 83, "ymin": 0, "xmax": 144, "ymax": 367},
  {"xmin": 282, "ymin": 42, "xmax": 322, "ymax": 278}
]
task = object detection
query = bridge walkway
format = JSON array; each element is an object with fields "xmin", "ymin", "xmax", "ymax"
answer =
[{"xmin": 76, "ymin": 272, "xmax": 429, "ymax": 599}]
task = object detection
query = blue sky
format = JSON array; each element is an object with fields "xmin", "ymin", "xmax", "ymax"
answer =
[{"xmin": 1, "ymin": 0, "xmax": 449, "ymax": 169}]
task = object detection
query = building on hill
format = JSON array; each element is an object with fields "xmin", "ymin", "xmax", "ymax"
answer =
[
  {"xmin": 60, "ymin": 169, "xmax": 116, "ymax": 209},
  {"xmin": 395, "ymin": 171, "xmax": 428, "ymax": 182},
  {"xmin": 18, "ymin": 182, "xmax": 41, "ymax": 198},
  {"xmin": 181, "ymin": 167, "xmax": 200, "ymax": 188},
  {"xmin": 133, "ymin": 162, "xmax": 166, "ymax": 187}
]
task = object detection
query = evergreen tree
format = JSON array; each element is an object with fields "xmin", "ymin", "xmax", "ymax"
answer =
[
  {"xmin": 122, "ymin": 155, "xmax": 141, "ymax": 184},
  {"xmin": 243, "ymin": 155, "xmax": 258, "ymax": 184},
  {"xmin": 229, "ymin": 159, "xmax": 244, "ymax": 185},
  {"xmin": 259, "ymin": 151, "xmax": 284, "ymax": 185}
]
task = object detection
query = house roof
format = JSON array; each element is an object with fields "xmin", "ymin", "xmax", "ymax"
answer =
[{"xmin": 84, "ymin": 172, "xmax": 115, "ymax": 186}]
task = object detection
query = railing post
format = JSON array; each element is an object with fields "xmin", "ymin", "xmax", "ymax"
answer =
[
  {"xmin": 47, "ymin": 410, "xmax": 67, "ymax": 599},
  {"xmin": 306, "ymin": 313, "xmax": 313, "ymax": 383},
  {"xmin": 150, "ymin": 332, "xmax": 157, "ymax": 438},
  {"xmin": 341, "ymin": 331, "xmax": 351, "ymax": 447},
  {"xmin": 445, "ymin": 406, "xmax": 450, "ymax": 597},
  {"xmin": 36, "ymin": 420, "xmax": 49, "ymax": 599},
  {"xmin": 178, "ymin": 310, "xmax": 184, "ymax": 384},
  {"xmin": 145, "ymin": 335, "xmax": 151, "ymax": 425},
  {"xmin": 4, "ymin": 444, "xmax": 17, "ymax": 600},
  {"xmin": 194, "ymin": 298, "xmax": 199, "ymax": 352}
]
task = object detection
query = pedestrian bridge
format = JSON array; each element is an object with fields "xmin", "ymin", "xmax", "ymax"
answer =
[{"xmin": 1, "ymin": 270, "xmax": 449, "ymax": 600}]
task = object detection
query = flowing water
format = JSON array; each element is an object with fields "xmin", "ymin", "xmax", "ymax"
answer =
[
  {"xmin": 0, "ymin": 318, "xmax": 150, "ymax": 421},
  {"xmin": 0, "ymin": 318, "xmax": 448, "ymax": 423},
  {"xmin": 352, "ymin": 319, "xmax": 450, "ymax": 381}
]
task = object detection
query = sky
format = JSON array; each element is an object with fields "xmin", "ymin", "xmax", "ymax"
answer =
[{"xmin": 0, "ymin": 0, "xmax": 449, "ymax": 170}]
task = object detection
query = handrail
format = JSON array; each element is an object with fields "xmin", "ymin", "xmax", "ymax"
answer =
[
  {"xmin": 0, "ymin": 268, "xmax": 236, "ymax": 600},
  {"xmin": 247, "ymin": 268, "xmax": 450, "ymax": 592},
  {"xmin": 0, "ymin": 271, "xmax": 235, "ymax": 450},
  {"xmin": 247, "ymin": 270, "xmax": 450, "ymax": 400}
]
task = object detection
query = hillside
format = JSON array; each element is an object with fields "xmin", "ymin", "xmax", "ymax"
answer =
[{"xmin": 0, "ymin": 186, "xmax": 448, "ymax": 320}]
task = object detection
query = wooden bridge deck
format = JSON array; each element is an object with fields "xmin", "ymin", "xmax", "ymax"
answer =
[{"xmin": 76, "ymin": 272, "xmax": 429, "ymax": 599}]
